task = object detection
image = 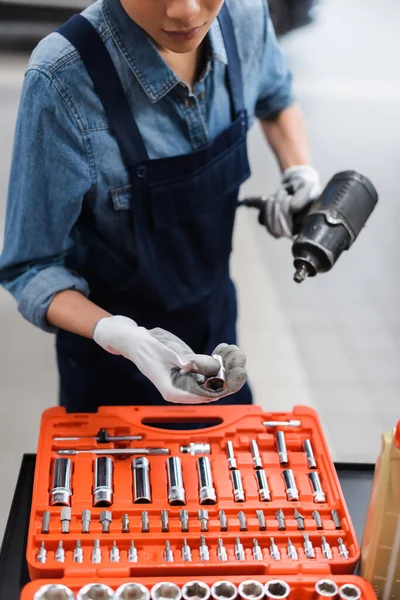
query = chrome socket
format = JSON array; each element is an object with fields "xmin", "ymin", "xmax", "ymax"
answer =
[
  {"xmin": 275, "ymin": 431, "xmax": 288, "ymax": 466},
  {"xmin": 197, "ymin": 456, "xmax": 217, "ymax": 504},
  {"xmin": 34, "ymin": 584, "xmax": 75, "ymax": 600},
  {"xmin": 339, "ymin": 584, "xmax": 361, "ymax": 600},
  {"xmin": 250, "ymin": 440, "xmax": 263, "ymax": 469},
  {"xmin": 77, "ymin": 583, "xmax": 115, "ymax": 600},
  {"xmin": 182, "ymin": 581, "xmax": 211, "ymax": 600},
  {"xmin": 304, "ymin": 439, "xmax": 317, "ymax": 468},
  {"xmin": 255, "ymin": 469, "xmax": 271, "ymax": 501},
  {"xmin": 226, "ymin": 441, "xmax": 237, "ymax": 470},
  {"xmin": 231, "ymin": 469, "xmax": 245, "ymax": 502},
  {"xmin": 211, "ymin": 581, "xmax": 237, "ymax": 600},
  {"xmin": 151, "ymin": 583, "xmax": 182, "ymax": 600},
  {"xmin": 50, "ymin": 458, "xmax": 73, "ymax": 506},
  {"xmin": 203, "ymin": 354, "xmax": 227, "ymax": 392},
  {"xmin": 264, "ymin": 581, "xmax": 291, "ymax": 599},
  {"xmin": 314, "ymin": 579, "xmax": 339, "ymax": 598},
  {"xmin": 238, "ymin": 581, "xmax": 264, "ymax": 600},
  {"xmin": 282, "ymin": 469, "xmax": 299, "ymax": 501},
  {"xmin": 180, "ymin": 443, "xmax": 211, "ymax": 455},
  {"xmin": 116, "ymin": 583, "xmax": 150, "ymax": 600},
  {"xmin": 308, "ymin": 472, "xmax": 326, "ymax": 503},
  {"xmin": 166, "ymin": 457, "xmax": 186, "ymax": 505},
  {"xmin": 132, "ymin": 457, "xmax": 152, "ymax": 503},
  {"xmin": 93, "ymin": 457, "xmax": 113, "ymax": 507}
]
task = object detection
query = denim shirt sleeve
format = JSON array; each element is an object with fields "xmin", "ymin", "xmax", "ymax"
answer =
[
  {"xmin": 0, "ymin": 68, "xmax": 92, "ymax": 332},
  {"xmin": 255, "ymin": 0, "xmax": 295, "ymax": 120}
]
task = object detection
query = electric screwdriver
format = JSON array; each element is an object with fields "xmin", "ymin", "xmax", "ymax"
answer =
[{"xmin": 240, "ymin": 170, "xmax": 378, "ymax": 283}]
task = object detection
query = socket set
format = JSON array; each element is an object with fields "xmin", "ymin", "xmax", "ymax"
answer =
[
  {"xmin": 23, "ymin": 405, "xmax": 367, "ymax": 598},
  {"xmin": 21, "ymin": 575, "xmax": 377, "ymax": 599}
]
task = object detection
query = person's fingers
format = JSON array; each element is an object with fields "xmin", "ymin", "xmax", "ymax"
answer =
[{"xmin": 212, "ymin": 344, "xmax": 247, "ymax": 369}]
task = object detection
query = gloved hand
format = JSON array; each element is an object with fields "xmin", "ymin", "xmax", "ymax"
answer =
[
  {"xmin": 93, "ymin": 315, "xmax": 247, "ymax": 404},
  {"xmin": 263, "ymin": 165, "xmax": 321, "ymax": 238}
]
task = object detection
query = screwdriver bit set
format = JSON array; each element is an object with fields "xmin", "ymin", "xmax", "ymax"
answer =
[{"xmin": 22, "ymin": 405, "xmax": 375, "ymax": 599}]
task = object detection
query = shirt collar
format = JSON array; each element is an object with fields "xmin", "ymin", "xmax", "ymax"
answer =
[{"xmin": 102, "ymin": 0, "xmax": 227, "ymax": 103}]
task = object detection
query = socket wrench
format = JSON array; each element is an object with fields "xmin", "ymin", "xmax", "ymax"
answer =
[
  {"xmin": 231, "ymin": 469, "xmax": 245, "ymax": 502},
  {"xmin": 308, "ymin": 472, "xmax": 326, "ymax": 503},
  {"xmin": 203, "ymin": 354, "xmax": 227, "ymax": 391},
  {"xmin": 116, "ymin": 583, "xmax": 150, "ymax": 600},
  {"xmin": 282, "ymin": 469, "xmax": 299, "ymax": 501},
  {"xmin": 77, "ymin": 584, "xmax": 115, "ymax": 600},
  {"xmin": 151, "ymin": 583, "xmax": 181, "ymax": 600},
  {"xmin": 211, "ymin": 582, "xmax": 237, "ymax": 600},
  {"xmin": 264, "ymin": 581, "xmax": 291, "ymax": 599},
  {"xmin": 50, "ymin": 458, "xmax": 73, "ymax": 506},
  {"xmin": 197, "ymin": 456, "xmax": 217, "ymax": 504},
  {"xmin": 238, "ymin": 581, "xmax": 264, "ymax": 600},
  {"xmin": 314, "ymin": 580, "xmax": 339, "ymax": 598},
  {"xmin": 182, "ymin": 581, "xmax": 211, "ymax": 600},
  {"xmin": 93, "ymin": 456, "xmax": 113, "ymax": 506},
  {"xmin": 132, "ymin": 457, "xmax": 152, "ymax": 503},
  {"xmin": 34, "ymin": 584, "xmax": 75, "ymax": 600},
  {"xmin": 338, "ymin": 584, "xmax": 361, "ymax": 600},
  {"xmin": 166, "ymin": 457, "xmax": 186, "ymax": 505}
]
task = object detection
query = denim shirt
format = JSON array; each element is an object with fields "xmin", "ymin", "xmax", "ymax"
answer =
[{"xmin": 0, "ymin": 0, "xmax": 294, "ymax": 332}]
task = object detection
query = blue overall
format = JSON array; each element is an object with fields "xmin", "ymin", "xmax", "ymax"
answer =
[{"xmin": 57, "ymin": 5, "xmax": 253, "ymax": 411}]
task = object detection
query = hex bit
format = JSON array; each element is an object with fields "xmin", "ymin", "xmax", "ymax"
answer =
[
  {"xmin": 41, "ymin": 511, "xmax": 50, "ymax": 534},
  {"xmin": 255, "ymin": 469, "xmax": 271, "ymax": 501},
  {"xmin": 164, "ymin": 540, "xmax": 174, "ymax": 562},
  {"xmin": 91, "ymin": 539, "xmax": 102, "ymax": 563},
  {"xmin": 93, "ymin": 457, "xmax": 114, "ymax": 507},
  {"xmin": 36, "ymin": 541, "xmax": 47, "ymax": 563},
  {"xmin": 142, "ymin": 510, "xmax": 150, "ymax": 533},
  {"xmin": 217, "ymin": 538, "xmax": 228, "ymax": 562},
  {"xmin": 294, "ymin": 508, "xmax": 305, "ymax": 530},
  {"xmin": 122, "ymin": 513, "xmax": 130, "ymax": 533},
  {"xmin": 55, "ymin": 541, "xmax": 65, "ymax": 563},
  {"xmin": 82, "ymin": 510, "xmax": 91, "ymax": 534},
  {"xmin": 73, "ymin": 540, "xmax": 84, "ymax": 563},
  {"xmin": 132, "ymin": 457, "xmax": 152, "ymax": 503},
  {"xmin": 275, "ymin": 509, "xmax": 286, "ymax": 530},
  {"xmin": 287, "ymin": 538, "xmax": 298, "ymax": 560},
  {"xmin": 181, "ymin": 538, "xmax": 192, "ymax": 562},
  {"xmin": 282, "ymin": 469, "xmax": 299, "ymax": 501},
  {"xmin": 226, "ymin": 441, "xmax": 237, "ymax": 470},
  {"xmin": 180, "ymin": 509, "xmax": 189, "ymax": 532},
  {"xmin": 198, "ymin": 509, "xmax": 209, "ymax": 532},
  {"xmin": 110, "ymin": 540, "xmax": 120, "ymax": 562},
  {"xmin": 50, "ymin": 458, "xmax": 73, "ymax": 506},
  {"xmin": 250, "ymin": 440, "xmax": 263, "ymax": 469},
  {"xmin": 61, "ymin": 507, "xmax": 72, "ymax": 534},
  {"xmin": 269, "ymin": 537, "xmax": 281, "ymax": 561},
  {"xmin": 338, "ymin": 537, "xmax": 350, "ymax": 559},
  {"xmin": 321, "ymin": 536, "xmax": 333, "ymax": 560},
  {"xmin": 199, "ymin": 535, "xmax": 210, "ymax": 561},
  {"xmin": 312, "ymin": 509, "xmax": 323, "ymax": 530},
  {"xmin": 231, "ymin": 469, "xmax": 245, "ymax": 502},
  {"xmin": 180, "ymin": 443, "xmax": 211, "ymax": 455},
  {"xmin": 234, "ymin": 537, "xmax": 245, "ymax": 561},
  {"xmin": 256, "ymin": 509, "xmax": 266, "ymax": 531},
  {"xmin": 252, "ymin": 539, "xmax": 263, "ymax": 561},
  {"xmin": 304, "ymin": 439, "xmax": 317, "ymax": 468},
  {"xmin": 161, "ymin": 510, "xmax": 169, "ymax": 533},
  {"xmin": 303, "ymin": 533, "xmax": 315, "ymax": 559},
  {"xmin": 238, "ymin": 511, "xmax": 247, "ymax": 531},
  {"xmin": 197, "ymin": 457, "xmax": 217, "ymax": 504},
  {"xmin": 128, "ymin": 540, "xmax": 138, "ymax": 563},
  {"xmin": 332, "ymin": 509, "xmax": 342, "ymax": 529},
  {"xmin": 100, "ymin": 510, "xmax": 112, "ymax": 533},
  {"xmin": 219, "ymin": 509, "xmax": 228, "ymax": 531},
  {"xmin": 275, "ymin": 431, "xmax": 288, "ymax": 465}
]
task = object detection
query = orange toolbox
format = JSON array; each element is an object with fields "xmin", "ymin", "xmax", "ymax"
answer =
[{"xmin": 22, "ymin": 405, "xmax": 376, "ymax": 599}]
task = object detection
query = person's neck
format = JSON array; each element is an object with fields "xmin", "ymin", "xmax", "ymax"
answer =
[{"xmin": 158, "ymin": 42, "xmax": 206, "ymax": 91}]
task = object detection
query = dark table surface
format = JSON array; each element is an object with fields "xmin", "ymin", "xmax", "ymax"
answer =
[{"xmin": 0, "ymin": 455, "xmax": 374, "ymax": 600}]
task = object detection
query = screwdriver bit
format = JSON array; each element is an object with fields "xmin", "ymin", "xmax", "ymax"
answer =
[
  {"xmin": 219, "ymin": 509, "xmax": 228, "ymax": 532},
  {"xmin": 121, "ymin": 513, "xmax": 130, "ymax": 533},
  {"xmin": 142, "ymin": 511, "xmax": 149, "ymax": 533},
  {"xmin": 294, "ymin": 508, "xmax": 305, "ymax": 530},
  {"xmin": 61, "ymin": 507, "xmax": 72, "ymax": 534},
  {"xmin": 161, "ymin": 510, "xmax": 169, "ymax": 533},
  {"xmin": 181, "ymin": 538, "xmax": 192, "ymax": 562},
  {"xmin": 199, "ymin": 535, "xmax": 210, "ymax": 561},
  {"xmin": 250, "ymin": 440, "xmax": 263, "ymax": 469},
  {"xmin": 110, "ymin": 541, "xmax": 120, "ymax": 562},
  {"xmin": 275, "ymin": 509, "xmax": 286, "ymax": 530},
  {"xmin": 256, "ymin": 509, "xmax": 266, "ymax": 531},
  {"xmin": 100, "ymin": 510, "xmax": 112, "ymax": 534},
  {"xmin": 73, "ymin": 540, "xmax": 84, "ymax": 563},
  {"xmin": 217, "ymin": 538, "xmax": 228, "ymax": 562},
  {"xmin": 198, "ymin": 509, "xmax": 209, "ymax": 532},
  {"xmin": 128, "ymin": 540, "xmax": 138, "ymax": 563},
  {"xmin": 41, "ymin": 511, "xmax": 50, "ymax": 534},
  {"xmin": 238, "ymin": 511, "xmax": 247, "ymax": 531},
  {"xmin": 287, "ymin": 538, "xmax": 298, "ymax": 560},
  {"xmin": 36, "ymin": 541, "xmax": 47, "ymax": 563},
  {"xmin": 55, "ymin": 541, "xmax": 65, "ymax": 563},
  {"xmin": 252, "ymin": 539, "xmax": 263, "ymax": 561},
  {"xmin": 269, "ymin": 537, "xmax": 281, "ymax": 561},
  {"xmin": 332, "ymin": 509, "xmax": 342, "ymax": 529},
  {"xmin": 312, "ymin": 509, "xmax": 323, "ymax": 530},
  {"xmin": 164, "ymin": 540, "xmax": 174, "ymax": 563},
  {"xmin": 303, "ymin": 533, "xmax": 315, "ymax": 559},
  {"xmin": 180, "ymin": 509, "xmax": 189, "ymax": 532},
  {"xmin": 338, "ymin": 537, "xmax": 350, "ymax": 559},
  {"xmin": 92, "ymin": 539, "xmax": 102, "ymax": 563},
  {"xmin": 235, "ymin": 537, "xmax": 245, "ymax": 561},
  {"xmin": 321, "ymin": 536, "xmax": 333, "ymax": 560},
  {"xmin": 82, "ymin": 510, "xmax": 91, "ymax": 534}
]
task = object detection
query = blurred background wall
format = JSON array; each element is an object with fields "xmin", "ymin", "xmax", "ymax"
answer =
[{"xmin": 0, "ymin": 0, "xmax": 399, "ymax": 541}]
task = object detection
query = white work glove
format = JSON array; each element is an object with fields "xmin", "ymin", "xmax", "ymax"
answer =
[
  {"xmin": 263, "ymin": 165, "xmax": 321, "ymax": 238},
  {"xmin": 93, "ymin": 316, "xmax": 247, "ymax": 404}
]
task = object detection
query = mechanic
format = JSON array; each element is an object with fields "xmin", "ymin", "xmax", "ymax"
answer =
[{"xmin": 0, "ymin": 0, "xmax": 320, "ymax": 412}]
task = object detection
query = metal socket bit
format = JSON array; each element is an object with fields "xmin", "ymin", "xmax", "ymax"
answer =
[
  {"xmin": 54, "ymin": 430, "xmax": 142, "ymax": 443},
  {"xmin": 226, "ymin": 441, "xmax": 237, "ymax": 470},
  {"xmin": 166, "ymin": 457, "xmax": 186, "ymax": 505},
  {"xmin": 338, "ymin": 537, "xmax": 350, "ymax": 559},
  {"xmin": 55, "ymin": 540, "xmax": 65, "ymax": 563},
  {"xmin": 252, "ymin": 539, "xmax": 263, "ymax": 561},
  {"xmin": 312, "ymin": 509, "xmax": 323, "ymax": 530},
  {"xmin": 180, "ymin": 443, "xmax": 211, "ymax": 455},
  {"xmin": 58, "ymin": 448, "xmax": 170, "ymax": 456},
  {"xmin": 217, "ymin": 538, "xmax": 228, "ymax": 561},
  {"xmin": 82, "ymin": 509, "xmax": 91, "ymax": 534},
  {"xmin": 73, "ymin": 540, "xmax": 83, "ymax": 563},
  {"xmin": 142, "ymin": 511, "xmax": 150, "ymax": 533},
  {"xmin": 239, "ymin": 581, "xmax": 264, "ymax": 600},
  {"xmin": 93, "ymin": 456, "xmax": 114, "ymax": 507},
  {"xmin": 250, "ymin": 440, "xmax": 263, "ymax": 469},
  {"xmin": 182, "ymin": 581, "xmax": 210, "ymax": 600},
  {"xmin": 275, "ymin": 509, "xmax": 286, "ymax": 531},
  {"xmin": 287, "ymin": 538, "xmax": 298, "ymax": 560},
  {"xmin": 41, "ymin": 511, "xmax": 50, "ymax": 534},
  {"xmin": 132, "ymin": 456, "xmax": 152, "ymax": 503},
  {"xmin": 34, "ymin": 584, "xmax": 75, "ymax": 600},
  {"xmin": 182, "ymin": 538, "xmax": 192, "ymax": 562},
  {"xmin": 231, "ymin": 469, "xmax": 245, "ymax": 502},
  {"xmin": 282, "ymin": 469, "xmax": 299, "ymax": 501},
  {"xmin": 269, "ymin": 537, "xmax": 281, "ymax": 561},
  {"xmin": 128, "ymin": 540, "xmax": 138, "ymax": 563},
  {"xmin": 294, "ymin": 508, "xmax": 305, "ymax": 530},
  {"xmin": 219, "ymin": 509, "xmax": 228, "ymax": 531},
  {"xmin": 161, "ymin": 510, "xmax": 169, "ymax": 532},
  {"xmin": 321, "ymin": 536, "xmax": 333, "ymax": 560},
  {"xmin": 338, "ymin": 584, "xmax": 361, "ymax": 600},
  {"xmin": 110, "ymin": 540, "xmax": 120, "ymax": 562},
  {"xmin": 61, "ymin": 507, "xmax": 72, "ymax": 534},
  {"xmin": 197, "ymin": 456, "xmax": 217, "ymax": 504},
  {"xmin": 203, "ymin": 354, "xmax": 227, "ymax": 391},
  {"xmin": 100, "ymin": 510, "xmax": 112, "ymax": 533},
  {"xmin": 198, "ymin": 509, "xmax": 209, "ymax": 531},
  {"xmin": 50, "ymin": 458, "xmax": 73, "ymax": 506},
  {"xmin": 211, "ymin": 582, "xmax": 237, "ymax": 600},
  {"xmin": 304, "ymin": 439, "xmax": 317, "ymax": 468},
  {"xmin": 199, "ymin": 535, "xmax": 210, "ymax": 561},
  {"xmin": 151, "ymin": 583, "xmax": 181, "ymax": 600},
  {"xmin": 332, "ymin": 509, "xmax": 342, "ymax": 529},
  {"xmin": 91, "ymin": 539, "xmax": 102, "ymax": 563},
  {"xmin": 255, "ymin": 469, "xmax": 271, "ymax": 501},
  {"xmin": 303, "ymin": 533, "xmax": 315, "ymax": 559},
  {"xmin": 314, "ymin": 579, "xmax": 339, "ymax": 598},
  {"xmin": 180, "ymin": 509, "xmax": 189, "ymax": 532},
  {"xmin": 116, "ymin": 583, "xmax": 150, "ymax": 600},
  {"xmin": 275, "ymin": 431, "xmax": 288, "ymax": 466},
  {"xmin": 238, "ymin": 511, "xmax": 247, "ymax": 531},
  {"xmin": 77, "ymin": 584, "xmax": 114, "ymax": 600},
  {"xmin": 235, "ymin": 536, "xmax": 245, "ymax": 561},
  {"xmin": 36, "ymin": 541, "xmax": 47, "ymax": 564},
  {"xmin": 122, "ymin": 513, "xmax": 130, "ymax": 533},
  {"xmin": 263, "ymin": 419, "xmax": 301, "ymax": 427},
  {"xmin": 163, "ymin": 540, "xmax": 174, "ymax": 562},
  {"xmin": 308, "ymin": 472, "xmax": 326, "ymax": 503},
  {"xmin": 264, "ymin": 581, "xmax": 290, "ymax": 599},
  {"xmin": 256, "ymin": 509, "xmax": 266, "ymax": 531}
]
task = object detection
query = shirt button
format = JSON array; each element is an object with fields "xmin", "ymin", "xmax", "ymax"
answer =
[
  {"xmin": 136, "ymin": 165, "xmax": 148, "ymax": 179},
  {"xmin": 199, "ymin": 91, "xmax": 206, "ymax": 100}
]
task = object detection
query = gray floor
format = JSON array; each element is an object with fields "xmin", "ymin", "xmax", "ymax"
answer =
[{"xmin": 0, "ymin": 0, "xmax": 399, "ymax": 541}]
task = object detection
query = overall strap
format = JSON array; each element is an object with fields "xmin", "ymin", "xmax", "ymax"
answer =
[
  {"xmin": 57, "ymin": 15, "xmax": 149, "ymax": 164},
  {"xmin": 217, "ymin": 4, "xmax": 245, "ymax": 117}
]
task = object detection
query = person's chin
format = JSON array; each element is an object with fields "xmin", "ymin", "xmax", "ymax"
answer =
[{"xmin": 160, "ymin": 28, "xmax": 206, "ymax": 53}]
